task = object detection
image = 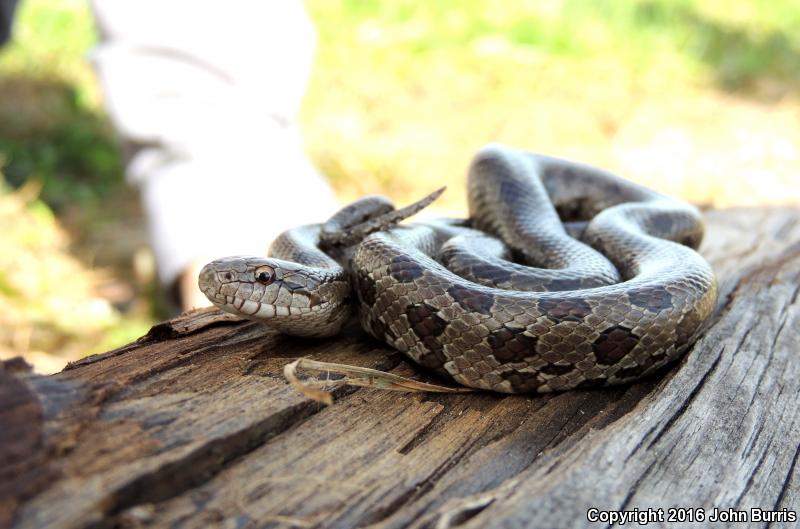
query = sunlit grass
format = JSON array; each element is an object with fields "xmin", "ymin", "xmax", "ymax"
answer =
[
  {"xmin": 0, "ymin": 0, "xmax": 120, "ymax": 208},
  {"xmin": 0, "ymin": 0, "xmax": 98, "ymax": 102},
  {"xmin": 303, "ymin": 0, "xmax": 800, "ymax": 209},
  {"xmin": 0, "ymin": 0, "xmax": 145, "ymax": 372},
  {"xmin": 0, "ymin": 177, "xmax": 152, "ymax": 373}
]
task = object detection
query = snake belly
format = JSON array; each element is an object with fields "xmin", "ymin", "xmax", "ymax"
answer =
[{"xmin": 200, "ymin": 144, "xmax": 718, "ymax": 393}]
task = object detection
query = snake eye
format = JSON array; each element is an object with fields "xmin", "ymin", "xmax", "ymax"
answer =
[{"xmin": 255, "ymin": 265, "xmax": 275, "ymax": 285}]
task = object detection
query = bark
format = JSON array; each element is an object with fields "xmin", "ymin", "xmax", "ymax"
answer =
[{"xmin": 2, "ymin": 207, "xmax": 799, "ymax": 529}]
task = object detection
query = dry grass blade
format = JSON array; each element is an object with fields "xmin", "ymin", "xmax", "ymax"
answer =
[{"xmin": 283, "ymin": 358, "xmax": 474, "ymax": 404}]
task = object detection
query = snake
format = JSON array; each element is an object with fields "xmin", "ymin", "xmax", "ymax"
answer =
[{"xmin": 199, "ymin": 144, "xmax": 718, "ymax": 393}]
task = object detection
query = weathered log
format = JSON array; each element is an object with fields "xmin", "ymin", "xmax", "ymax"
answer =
[{"xmin": 2, "ymin": 206, "xmax": 799, "ymax": 529}]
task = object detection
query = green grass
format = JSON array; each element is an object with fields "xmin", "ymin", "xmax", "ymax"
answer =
[
  {"xmin": 0, "ymin": 178, "xmax": 153, "ymax": 372},
  {"xmin": 302, "ymin": 0, "xmax": 800, "ymax": 207},
  {"xmin": 0, "ymin": 0, "xmax": 121, "ymax": 209},
  {"xmin": 309, "ymin": 0, "xmax": 800, "ymax": 91},
  {"xmin": 0, "ymin": 0, "xmax": 143, "ymax": 371},
  {"xmin": 2, "ymin": 0, "xmax": 799, "ymax": 208}
]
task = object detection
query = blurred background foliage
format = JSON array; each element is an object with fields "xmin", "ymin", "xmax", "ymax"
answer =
[{"xmin": 1, "ymin": 0, "xmax": 799, "ymax": 372}]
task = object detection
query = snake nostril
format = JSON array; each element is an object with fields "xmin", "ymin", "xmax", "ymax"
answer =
[{"xmin": 214, "ymin": 271, "xmax": 234, "ymax": 283}]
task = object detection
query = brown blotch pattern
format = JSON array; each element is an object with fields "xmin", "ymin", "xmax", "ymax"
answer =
[
  {"xmin": 446, "ymin": 285, "xmax": 495, "ymax": 315},
  {"xmin": 480, "ymin": 265, "xmax": 514, "ymax": 285},
  {"xmin": 487, "ymin": 325, "xmax": 538, "ymax": 362},
  {"xmin": 389, "ymin": 255, "xmax": 425, "ymax": 282},
  {"xmin": 574, "ymin": 377, "xmax": 603, "ymax": 389},
  {"xmin": 354, "ymin": 269, "xmax": 377, "ymax": 306},
  {"xmin": 614, "ymin": 364, "xmax": 647, "ymax": 380},
  {"xmin": 539, "ymin": 363, "xmax": 576, "ymax": 376},
  {"xmin": 368, "ymin": 315, "xmax": 396, "ymax": 343},
  {"xmin": 545, "ymin": 278, "xmax": 585, "ymax": 292},
  {"xmin": 405, "ymin": 303, "xmax": 448, "ymax": 369},
  {"xmin": 499, "ymin": 370, "xmax": 543, "ymax": 392},
  {"xmin": 538, "ymin": 298, "xmax": 593, "ymax": 323},
  {"xmin": 628, "ymin": 286, "xmax": 674, "ymax": 313},
  {"xmin": 592, "ymin": 325, "xmax": 640, "ymax": 365},
  {"xmin": 615, "ymin": 352, "xmax": 665, "ymax": 379},
  {"xmin": 645, "ymin": 211, "xmax": 676, "ymax": 235}
]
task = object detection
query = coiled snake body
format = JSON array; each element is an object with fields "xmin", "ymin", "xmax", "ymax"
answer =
[{"xmin": 199, "ymin": 145, "xmax": 718, "ymax": 393}]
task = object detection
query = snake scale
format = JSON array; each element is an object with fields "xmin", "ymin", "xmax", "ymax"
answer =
[{"xmin": 199, "ymin": 144, "xmax": 718, "ymax": 393}]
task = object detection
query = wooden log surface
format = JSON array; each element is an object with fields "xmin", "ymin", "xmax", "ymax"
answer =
[{"xmin": 2, "ymin": 206, "xmax": 800, "ymax": 529}]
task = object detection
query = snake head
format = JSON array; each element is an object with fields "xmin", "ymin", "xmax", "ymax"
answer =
[{"xmin": 198, "ymin": 256, "xmax": 350, "ymax": 336}]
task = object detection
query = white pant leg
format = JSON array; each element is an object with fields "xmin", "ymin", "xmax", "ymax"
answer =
[{"xmin": 90, "ymin": 0, "xmax": 338, "ymax": 285}]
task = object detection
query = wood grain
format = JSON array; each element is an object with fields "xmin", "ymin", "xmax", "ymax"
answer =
[{"xmin": 2, "ymin": 207, "xmax": 799, "ymax": 529}]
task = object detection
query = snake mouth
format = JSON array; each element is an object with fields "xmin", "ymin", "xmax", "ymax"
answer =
[
  {"xmin": 198, "ymin": 271, "xmax": 316, "ymax": 319},
  {"xmin": 206, "ymin": 291, "xmax": 317, "ymax": 318}
]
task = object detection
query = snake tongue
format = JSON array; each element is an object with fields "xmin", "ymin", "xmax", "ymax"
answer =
[{"xmin": 324, "ymin": 187, "xmax": 446, "ymax": 248}]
